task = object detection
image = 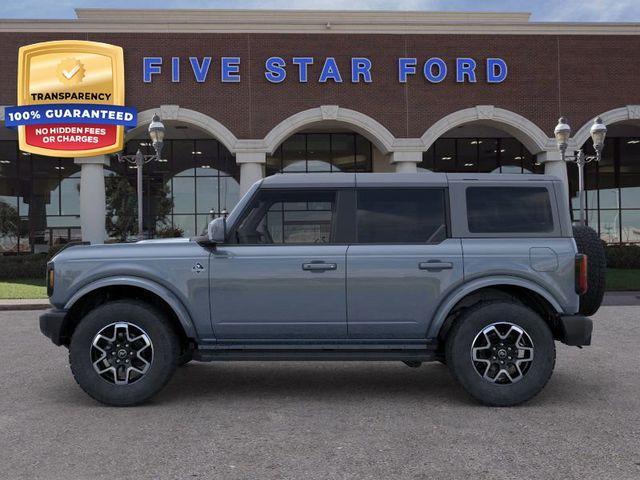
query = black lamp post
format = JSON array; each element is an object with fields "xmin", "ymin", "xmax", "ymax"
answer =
[
  {"xmin": 554, "ymin": 116, "xmax": 607, "ymax": 226},
  {"xmin": 117, "ymin": 113, "xmax": 166, "ymax": 240}
]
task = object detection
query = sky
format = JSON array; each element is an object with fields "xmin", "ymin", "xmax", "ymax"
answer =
[{"xmin": 0, "ymin": 0, "xmax": 639, "ymax": 22}]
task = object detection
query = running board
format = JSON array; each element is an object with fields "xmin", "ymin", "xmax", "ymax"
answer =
[{"xmin": 193, "ymin": 348, "xmax": 437, "ymax": 362}]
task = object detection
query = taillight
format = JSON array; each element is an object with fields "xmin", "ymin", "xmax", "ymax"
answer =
[
  {"xmin": 47, "ymin": 265, "xmax": 54, "ymax": 297},
  {"xmin": 575, "ymin": 254, "xmax": 588, "ymax": 295}
]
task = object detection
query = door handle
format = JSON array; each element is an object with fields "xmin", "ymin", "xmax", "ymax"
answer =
[
  {"xmin": 302, "ymin": 262, "xmax": 337, "ymax": 272},
  {"xmin": 419, "ymin": 261, "xmax": 454, "ymax": 271}
]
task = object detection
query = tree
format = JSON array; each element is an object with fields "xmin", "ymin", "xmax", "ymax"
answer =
[
  {"xmin": 105, "ymin": 176, "xmax": 173, "ymax": 241},
  {"xmin": 0, "ymin": 201, "xmax": 20, "ymax": 249}
]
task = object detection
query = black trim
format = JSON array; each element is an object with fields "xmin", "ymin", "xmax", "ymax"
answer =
[
  {"xmin": 557, "ymin": 315, "xmax": 593, "ymax": 346},
  {"xmin": 39, "ymin": 308, "xmax": 68, "ymax": 346}
]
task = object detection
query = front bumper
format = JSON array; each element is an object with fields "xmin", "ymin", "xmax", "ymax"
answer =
[
  {"xmin": 39, "ymin": 308, "xmax": 68, "ymax": 346},
  {"xmin": 558, "ymin": 315, "xmax": 593, "ymax": 346}
]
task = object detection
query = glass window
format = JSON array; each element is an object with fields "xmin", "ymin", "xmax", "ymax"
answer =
[
  {"xmin": 356, "ymin": 188, "xmax": 447, "ymax": 243},
  {"xmin": 235, "ymin": 190, "xmax": 335, "ymax": 244},
  {"xmin": 306, "ymin": 134, "xmax": 331, "ymax": 172},
  {"xmin": 457, "ymin": 138, "xmax": 479, "ymax": 171},
  {"xmin": 478, "ymin": 139, "xmax": 499, "ymax": 173},
  {"xmin": 266, "ymin": 146, "xmax": 282, "ymax": 176},
  {"xmin": 172, "ymin": 177, "xmax": 195, "ymax": 214},
  {"xmin": 354, "ymin": 134, "xmax": 372, "ymax": 172},
  {"xmin": 434, "ymin": 138, "xmax": 455, "ymax": 172},
  {"xmin": 332, "ymin": 134, "xmax": 355, "ymax": 172},
  {"xmin": 466, "ymin": 187, "xmax": 554, "ymax": 233},
  {"xmin": 196, "ymin": 176, "xmax": 219, "ymax": 214},
  {"xmin": 282, "ymin": 134, "xmax": 306, "ymax": 173}
]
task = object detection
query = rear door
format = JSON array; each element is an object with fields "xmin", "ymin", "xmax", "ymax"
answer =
[{"xmin": 346, "ymin": 187, "xmax": 463, "ymax": 338}]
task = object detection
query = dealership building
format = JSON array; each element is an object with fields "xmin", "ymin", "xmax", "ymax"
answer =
[{"xmin": 0, "ymin": 8, "xmax": 640, "ymax": 252}]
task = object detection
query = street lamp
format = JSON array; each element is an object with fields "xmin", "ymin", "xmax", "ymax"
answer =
[
  {"xmin": 554, "ymin": 116, "xmax": 607, "ymax": 226},
  {"xmin": 117, "ymin": 113, "xmax": 166, "ymax": 240}
]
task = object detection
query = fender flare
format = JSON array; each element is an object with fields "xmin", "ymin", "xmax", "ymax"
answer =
[
  {"xmin": 64, "ymin": 276, "xmax": 197, "ymax": 338},
  {"xmin": 426, "ymin": 276, "xmax": 564, "ymax": 338}
]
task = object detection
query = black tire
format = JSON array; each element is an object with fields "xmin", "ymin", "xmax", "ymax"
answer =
[
  {"xmin": 445, "ymin": 301, "xmax": 556, "ymax": 407},
  {"xmin": 572, "ymin": 224, "xmax": 606, "ymax": 316},
  {"xmin": 69, "ymin": 300, "xmax": 179, "ymax": 406}
]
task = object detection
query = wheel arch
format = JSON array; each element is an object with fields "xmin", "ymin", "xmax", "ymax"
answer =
[
  {"xmin": 60, "ymin": 276, "xmax": 197, "ymax": 347},
  {"xmin": 429, "ymin": 277, "xmax": 563, "ymax": 341}
]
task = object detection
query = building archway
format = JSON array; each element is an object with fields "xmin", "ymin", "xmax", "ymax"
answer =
[
  {"xmin": 130, "ymin": 106, "xmax": 239, "ymax": 154},
  {"xmin": 421, "ymin": 106, "xmax": 553, "ymax": 155},
  {"xmin": 263, "ymin": 106, "xmax": 396, "ymax": 156}
]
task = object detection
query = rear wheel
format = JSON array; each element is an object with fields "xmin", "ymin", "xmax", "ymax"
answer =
[
  {"xmin": 445, "ymin": 301, "xmax": 555, "ymax": 407},
  {"xmin": 69, "ymin": 300, "xmax": 179, "ymax": 406}
]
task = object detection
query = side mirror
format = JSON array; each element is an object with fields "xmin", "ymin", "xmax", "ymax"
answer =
[{"xmin": 208, "ymin": 217, "xmax": 226, "ymax": 244}]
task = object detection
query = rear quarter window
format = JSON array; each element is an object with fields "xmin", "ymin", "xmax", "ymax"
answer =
[{"xmin": 466, "ymin": 186, "xmax": 554, "ymax": 233}]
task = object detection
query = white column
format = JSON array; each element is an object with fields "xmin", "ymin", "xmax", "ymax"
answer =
[
  {"xmin": 537, "ymin": 151, "xmax": 569, "ymax": 196},
  {"xmin": 74, "ymin": 155, "xmax": 109, "ymax": 244},
  {"xmin": 236, "ymin": 152, "xmax": 266, "ymax": 195},
  {"xmin": 390, "ymin": 151, "xmax": 421, "ymax": 173}
]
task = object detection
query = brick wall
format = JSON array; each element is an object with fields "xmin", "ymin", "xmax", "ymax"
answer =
[{"xmin": 0, "ymin": 32, "xmax": 638, "ymax": 140}]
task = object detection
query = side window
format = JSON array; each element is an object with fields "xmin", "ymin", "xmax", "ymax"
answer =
[
  {"xmin": 356, "ymin": 188, "xmax": 447, "ymax": 243},
  {"xmin": 466, "ymin": 186, "xmax": 554, "ymax": 233},
  {"xmin": 235, "ymin": 190, "xmax": 336, "ymax": 244}
]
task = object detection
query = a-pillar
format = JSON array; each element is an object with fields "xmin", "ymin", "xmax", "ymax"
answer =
[
  {"xmin": 74, "ymin": 155, "xmax": 109, "ymax": 244},
  {"xmin": 237, "ymin": 152, "xmax": 266, "ymax": 195},
  {"xmin": 537, "ymin": 151, "xmax": 569, "ymax": 197},
  {"xmin": 390, "ymin": 151, "xmax": 421, "ymax": 173}
]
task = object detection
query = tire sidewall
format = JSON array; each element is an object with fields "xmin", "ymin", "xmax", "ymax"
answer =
[
  {"xmin": 446, "ymin": 302, "xmax": 556, "ymax": 407},
  {"xmin": 69, "ymin": 301, "xmax": 178, "ymax": 406}
]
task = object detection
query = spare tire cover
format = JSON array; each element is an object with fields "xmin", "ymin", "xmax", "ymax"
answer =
[{"xmin": 572, "ymin": 224, "xmax": 606, "ymax": 316}]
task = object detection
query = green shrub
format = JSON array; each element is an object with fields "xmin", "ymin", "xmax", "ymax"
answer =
[
  {"xmin": 605, "ymin": 244, "xmax": 640, "ymax": 269},
  {"xmin": 0, "ymin": 254, "xmax": 47, "ymax": 280},
  {"xmin": 155, "ymin": 226, "xmax": 185, "ymax": 238}
]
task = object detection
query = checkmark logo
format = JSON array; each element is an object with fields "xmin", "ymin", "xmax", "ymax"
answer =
[
  {"xmin": 62, "ymin": 64, "xmax": 80, "ymax": 79},
  {"xmin": 56, "ymin": 58, "xmax": 85, "ymax": 85}
]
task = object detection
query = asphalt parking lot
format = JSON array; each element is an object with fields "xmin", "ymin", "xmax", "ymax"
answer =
[{"xmin": 0, "ymin": 308, "xmax": 639, "ymax": 480}]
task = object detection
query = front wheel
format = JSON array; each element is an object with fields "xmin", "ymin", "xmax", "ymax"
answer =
[
  {"xmin": 69, "ymin": 300, "xmax": 179, "ymax": 406},
  {"xmin": 445, "ymin": 301, "xmax": 556, "ymax": 407}
]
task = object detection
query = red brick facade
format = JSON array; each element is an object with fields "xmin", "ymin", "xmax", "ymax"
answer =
[{"xmin": 0, "ymin": 32, "xmax": 638, "ymax": 140}]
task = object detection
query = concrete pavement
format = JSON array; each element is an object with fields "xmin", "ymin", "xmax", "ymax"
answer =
[{"xmin": 0, "ymin": 307, "xmax": 639, "ymax": 480}]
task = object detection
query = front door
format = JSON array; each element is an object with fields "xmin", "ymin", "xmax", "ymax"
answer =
[
  {"xmin": 210, "ymin": 188, "xmax": 349, "ymax": 339},
  {"xmin": 346, "ymin": 187, "xmax": 464, "ymax": 338}
]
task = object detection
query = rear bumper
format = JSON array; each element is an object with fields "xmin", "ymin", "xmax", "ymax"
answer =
[
  {"xmin": 558, "ymin": 315, "xmax": 593, "ymax": 346},
  {"xmin": 39, "ymin": 308, "xmax": 68, "ymax": 346}
]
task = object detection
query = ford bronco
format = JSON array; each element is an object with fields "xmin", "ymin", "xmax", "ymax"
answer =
[{"xmin": 39, "ymin": 173, "xmax": 605, "ymax": 406}]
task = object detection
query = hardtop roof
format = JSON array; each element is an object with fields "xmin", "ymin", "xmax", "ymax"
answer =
[{"xmin": 259, "ymin": 172, "xmax": 559, "ymax": 188}]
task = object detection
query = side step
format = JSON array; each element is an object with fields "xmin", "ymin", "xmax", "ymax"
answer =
[{"xmin": 193, "ymin": 347, "xmax": 437, "ymax": 362}]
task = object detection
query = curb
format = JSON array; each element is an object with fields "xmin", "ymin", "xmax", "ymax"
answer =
[{"xmin": 0, "ymin": 300, "xmax": 50, "ymax": 311}]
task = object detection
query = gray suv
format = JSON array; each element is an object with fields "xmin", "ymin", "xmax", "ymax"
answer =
[{"xmin": 39, "ymin": 173, "xmax": 601, "ymax": 407}]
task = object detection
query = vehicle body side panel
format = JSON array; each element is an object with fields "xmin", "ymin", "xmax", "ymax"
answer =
[
  {"xmin": 346, "ymin": 239, "xmax": 464, "ymax": 338},
  {"xmin": 50, "ymin": 241, "xmax": 213, "ymax": 338}
]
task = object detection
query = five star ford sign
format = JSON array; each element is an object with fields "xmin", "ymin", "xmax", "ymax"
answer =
[{"xmin": 4, "ymin": 40, "xmax": 137, "ymax": 157}]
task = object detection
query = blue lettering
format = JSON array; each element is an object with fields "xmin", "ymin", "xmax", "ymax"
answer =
[
  {"xmin": 319, "ymin": 57, "xmax": 342, "ymax": 83},
  {"xmin": 221, "ymin": 57, "xmax": 241, "ymax": 83},
  {"xmin": 456, "ymin": 58, "xmax": 476, "ymax": 83},
  {"xmin": 487, "ymin": 58, "xmax": 508, "ymax": 83},
  {"xmin": 143, "ymin": 57, "xmax": 162, "ymax": 83},
  {"xmin": 189, "ymin": 57, "xmax": 211, "ymax": 83},
  {"xmin": 351, "ymin": 57, "xmax": 372, "ymax": 83},
  {"xmin": 424, "ymin": 58, "xmax": 447, "ymax": 83},
  {"xmin": 398, "ymin": 58, "xmax": 417, "ymax": 83},
  {"xmin": 265, "ymin": 56, "xmax": 287, "ymax": 83},
  {"xmin": 292, "ymin": 57, "xmax": 314, "ymax": 82},
  {"xmin": 171, "ymin": 57, "xmax": 180, "ymax": 83}
]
